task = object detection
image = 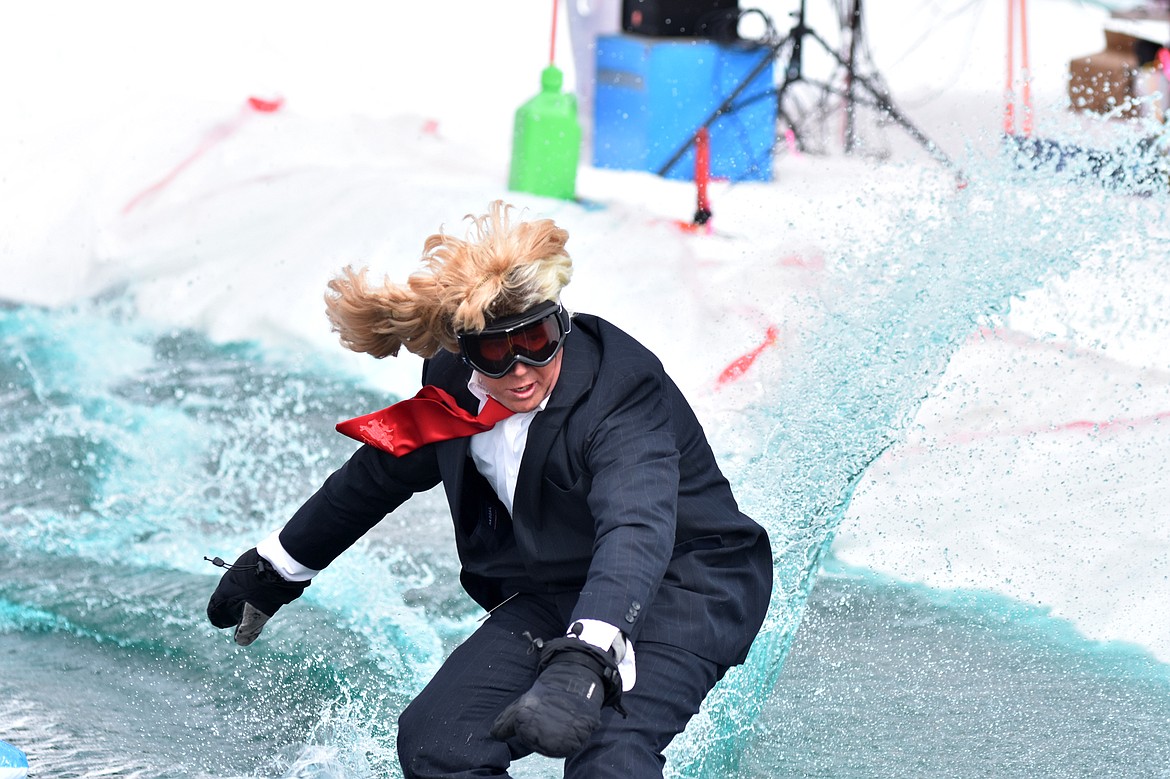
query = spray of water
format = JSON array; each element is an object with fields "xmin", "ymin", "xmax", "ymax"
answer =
[{"xmin": 667, "ymin": 147, "xmax": 1167, "ymax": 773}]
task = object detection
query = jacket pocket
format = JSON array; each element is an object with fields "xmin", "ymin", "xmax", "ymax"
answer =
[{"xmin": 671, "ymin": 534, "xmax": 723, "ymax": 559}]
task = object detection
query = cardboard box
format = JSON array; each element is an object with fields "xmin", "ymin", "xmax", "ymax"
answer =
[
  {"xmin": 1105, "ymin": 9, "xmax": 1170, "ymax": 53},
  {"xmin": 1068, "ymin": 9, "xmax": 1169, "ymax": 118},
  {"xmin": 1068, "ymin": 49, "xmax": 1140, "ymax": 116},
  {"xmin": 1105, "ymin": 30, "xmax": 1134, "ymax": 52}
]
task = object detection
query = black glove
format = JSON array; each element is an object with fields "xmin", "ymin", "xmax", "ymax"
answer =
[
  {"xmin": 490, "ymin": 635, "xmax": 625, "ymax": 758},
  {"xmin": 206, "ymin": 548, "xmax": 309, "ymax": 645}
]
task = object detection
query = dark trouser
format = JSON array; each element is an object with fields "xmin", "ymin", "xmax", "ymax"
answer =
[{"xmin": 397, "ymin": 593, "xmax": 725, "ymax": 779}]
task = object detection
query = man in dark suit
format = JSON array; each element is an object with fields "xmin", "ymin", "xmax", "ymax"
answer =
[{"xmin": 207, "ymin": 202, "xmax": 772, "ymax": 778}]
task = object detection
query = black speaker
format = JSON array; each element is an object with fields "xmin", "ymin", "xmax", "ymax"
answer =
[{"xmin": 622, "ymin": 0, "xmax": 740, "ymax": 41}]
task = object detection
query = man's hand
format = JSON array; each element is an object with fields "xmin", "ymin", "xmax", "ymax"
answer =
[
  {"xmin": 206, "ymin": 548, "xmax": 309, "ymax": 646},
  {"xmin": 491, "ymin": 636, "xmax": 624, "ymax": 758}
]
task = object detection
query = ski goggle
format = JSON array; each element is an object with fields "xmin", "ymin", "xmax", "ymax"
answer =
[{"xmin": 457, "ymin": 301, "xmax": 572, "ymax": 379}]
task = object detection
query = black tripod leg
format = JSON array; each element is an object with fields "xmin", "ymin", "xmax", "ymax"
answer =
[
  {"xmin": 801, "ymin": 27, "xmax": 960, "ymax": 174},
  {"xmin": 845, "ymin": 69, "xmax": 958, "ymax": 172},
  {"xmin": 655, "ymin": 37, "xmax": 790, "ymax": 178},
  {"xmin": 843, "ymin": 0, "xmax": 862, "ymax": 152},
  {"xmin": 773, "ymin": 74, "xmax": 807, "ymax": 154}
]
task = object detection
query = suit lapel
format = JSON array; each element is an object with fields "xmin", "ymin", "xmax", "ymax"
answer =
[{"xmin": 511, "ymin": 332, "xmax": 595, "ymax": 527}]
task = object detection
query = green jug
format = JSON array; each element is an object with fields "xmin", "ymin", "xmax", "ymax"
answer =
[{"xmin": 508, "ymin": 65, "xmax": 582, "ymax": 200}]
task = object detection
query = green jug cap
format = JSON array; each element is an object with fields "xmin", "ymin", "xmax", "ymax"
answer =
[{"xmin": 541, "ymin": 65, "xmax": 564, "ymax": 92}]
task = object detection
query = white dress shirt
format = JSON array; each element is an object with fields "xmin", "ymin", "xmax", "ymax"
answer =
[{"xmin": 466, "ymin": 373, "xmax": 546, "ymax": 517}]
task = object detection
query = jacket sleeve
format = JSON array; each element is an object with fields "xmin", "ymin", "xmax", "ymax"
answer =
[
  {"xmin": 276, "ymin": 441, "xmax": 442, "ymax": 571},
  {"xmin": 570, "ymin": 366, "xmax": 679, "ymax": 638}
]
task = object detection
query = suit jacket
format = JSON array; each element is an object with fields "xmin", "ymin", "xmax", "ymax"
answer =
[{"xmin": 278, "ymin": 314, "xmax": 772, "ymax": 666}]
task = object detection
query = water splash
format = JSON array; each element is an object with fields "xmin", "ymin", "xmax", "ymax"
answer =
[
  {"xmin": 0, "ymin": 300, "xmax": 454, "ymax": 777},
  {"xmin": 668, "ymin": 152, "xmax": 1167, "ymax": 774}
]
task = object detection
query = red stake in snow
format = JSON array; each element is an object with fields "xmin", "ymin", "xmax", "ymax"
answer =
[{"xmin": 693, "ymin": 126, "xmax": 712, "ymax": 227}]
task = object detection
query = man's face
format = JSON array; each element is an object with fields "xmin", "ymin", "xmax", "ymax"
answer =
[{"xmin": 477, "ymin": 348, "xmax": 563, "ymax": 413}]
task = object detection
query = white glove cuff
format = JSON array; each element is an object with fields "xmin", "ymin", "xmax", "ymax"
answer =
[
  {"xmin": 256, "ymin": 530, "xmax": 320, "ymax": 583},
  {"xmin": 569, "ymin": 618, "xmax": 637, "ymax": 692}
]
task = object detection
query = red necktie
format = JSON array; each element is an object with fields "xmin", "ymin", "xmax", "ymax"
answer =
[{"xmin": 336, "ymin": 385, "xmax": 514, "ymax": 456}]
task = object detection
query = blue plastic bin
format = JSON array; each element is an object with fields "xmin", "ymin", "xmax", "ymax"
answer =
[
  {"xmin": 0, "ymin": 740, "xmax": 28, "ymax": 779},
  {"xmin": 593, "ymin": 34, "xmax": 776, "ymax": 182}
]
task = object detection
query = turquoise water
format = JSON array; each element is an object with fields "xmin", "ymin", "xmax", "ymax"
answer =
[
  {"xmin": 754, "ymin": 563, "xmax": 1170, "ymax": 778},
  {"xmin": 2, "ymin": 152, "xmax": 1170, "ymax": 777}
]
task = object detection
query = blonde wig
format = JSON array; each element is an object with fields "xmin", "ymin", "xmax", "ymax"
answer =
[{"xmin": 325, "ymin": 201, "xmax": 573, "ymax": 359}]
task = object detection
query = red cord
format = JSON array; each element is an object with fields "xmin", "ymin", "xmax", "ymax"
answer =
[
  {"xmin": 549, "ymin": 0, "xmax": 558, "ymax": 65},
  {"xmin": 1020, "ymin": 0, "xmax": 1032, "ymax": 137},
  {"xmin": 1004, "ymin": 0, "xmax": 1033, "ymax": 137},
  {"xmin": 1004, "ymin": 0, "xmax": 1015, "ymax": 135}
]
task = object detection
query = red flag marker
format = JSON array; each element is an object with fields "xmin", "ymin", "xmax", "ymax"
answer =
[{"xmin": 716, "ymin": 325, "xmax": 780, "ymax": 387}]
